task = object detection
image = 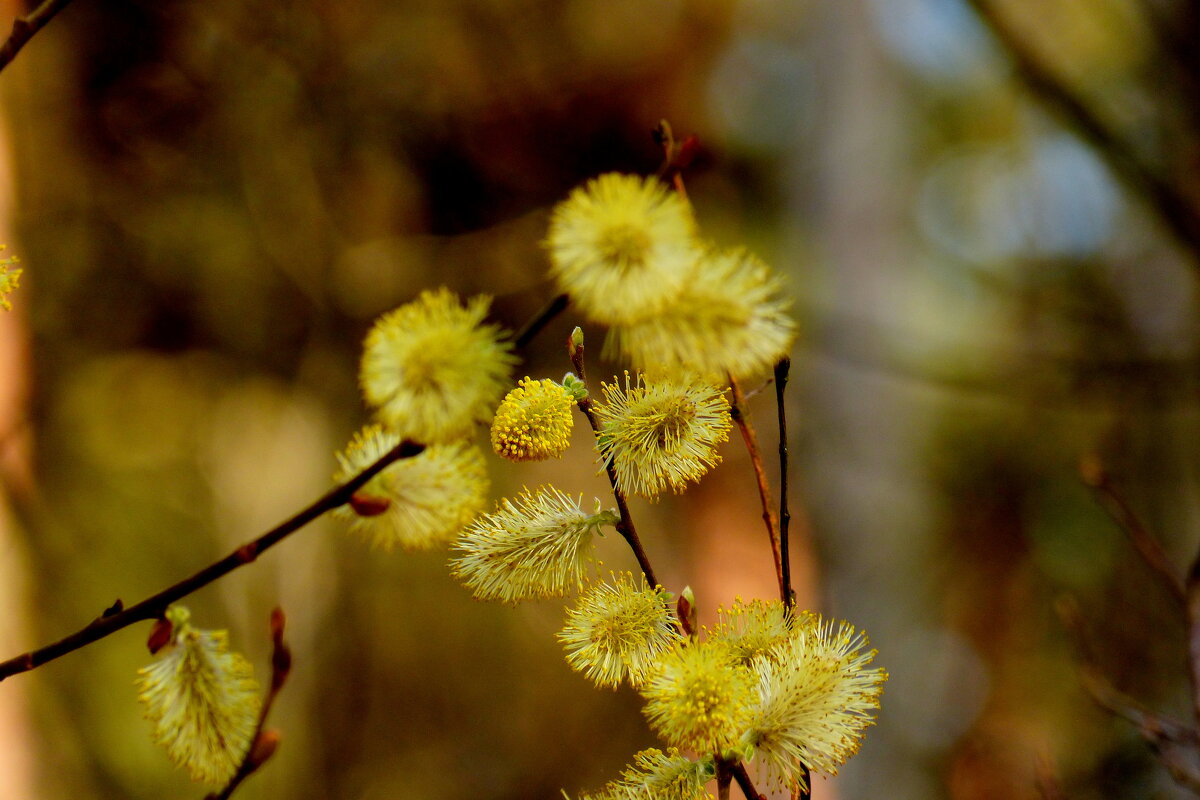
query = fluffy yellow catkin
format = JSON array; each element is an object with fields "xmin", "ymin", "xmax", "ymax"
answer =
[
  {"xmin": 450, "ymin": 486, "xmax": 617, "ymax": 604},
  {"xmin": 605, "ymin": 246, "xmax": 796, "ymax": 382},
  {"xmin": 544, "ymin": 173, "xmax": 699, "ymax": 325},
  {"xmin": 639, "ymin": 639, "xmax": 755, "ymax": 755},
  {"xmin": 740, "ymin": 616, "xmax": 887, "ymax": 790},
  {"xmin": 136, "ymin": 606, "xmax": 260, "ymax": 786},
  {"xmin": 334, "ymin": 424, "xmax": 489, "ymax": 550},
  {"xmin": 490, "ymin": 377, "xmax": 575, "ymax": 462},
  {"xmin": 359, "ymin": 288, "xmax": 516, "ymax": 443},
  {"xmin": 558, "ymin": 572, "xmax": 682, "ymax": 689},
  {"xmin": 594, "ymin": 371, "xmax": 732, "ymax": 500}
]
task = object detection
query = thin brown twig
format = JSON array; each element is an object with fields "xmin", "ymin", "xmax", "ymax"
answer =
[
  {"xmin": 0, "ymin": 0, "xmax": 76, "ymax": 75},
  {"xmin": 1058, "ymin": 595, "xmax": 1200, "ymax": 793},
  {"xmin": 963, "ymin": 0, "xmax": 1200, "ymax": 264},
  {"xmin": 774, "ymin": 357, "xmax": 793, "ymax": 608},
  {"xmin": 568, "ymin": 332, "xmax": 659, "ymax": 589},
  {"xmin": 731, "ymin": 762, "xmax": 766, "ymax": 800},
  {"xmin": 797, "ymin": 765, "xmax": 811, "ymax": 800},
  {"xmin": 715, "ymin": 758, "xmax": 733, "ymax": 800},
  {"xmin": 514, "ymin": 292, "xmax": 569, "ymax": 350},
  {"xmin": 0, "ymin": 439, "xmax": 424, "ymax": 681},
  {"xmin": 1080, "ymin": 456, "xmax": 1186, "ymax": 607},
  {"xmin": 207, "ymin": 607, "xmax": 293, "ymax": 800},
  {"xmin": 729, "ymin": 375, "xmax": 784, "ymax": 600}
]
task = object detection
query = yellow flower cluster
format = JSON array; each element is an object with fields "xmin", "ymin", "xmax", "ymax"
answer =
[
  {"xmin": 334, "ymin": 425, "xmax": 489, "ymax": 551},
  {"xmin": 595, "ymin": 372, "xmax": 732, "ymax": 499},
  {"xmin": 336, "ymin": 287, "xmax": 516, "ymax": 550},
  {"xmin": 640, "ymin": 640, "xmax": 755, "ymax": 755},
  {"xmin": 136, "ymin": 606, "xmax": 260, "ymax": 786},
  {"xmin": 558, "ymin": 572, "xmax": 682, "ymax": 689},
  {"xmin": 635, "ymin": 602, "xmax": 886, "ymax": 792},
  {"xmin": 490, "ymin": 377, "xmax": 574, "ymax": 462},
  {"xmin": 450, "ymin": 486, "xmax": 618, "ymax": 603},
  {"xmin": 545, "ymin": 174, "xmax": 697, "ymax": 325},
  {"xmin": 544, "ymin": 173, "xmax": 795, "ymax": 381},
  {"xmin": 576, "ymin": 748, "xmax": 713, "ymax": 800},
  {"xmin": 741, "ymin": 617, "xmax": 889, "ymax": 789},
  {"xmin": 360, "ymin": 288, "xmax": 517, "ymax": 443}
]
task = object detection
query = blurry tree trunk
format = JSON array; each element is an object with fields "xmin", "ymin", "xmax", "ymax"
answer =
[{"xmin": 0, "ymin": 56, "xmax": 35, "ymax": 796}]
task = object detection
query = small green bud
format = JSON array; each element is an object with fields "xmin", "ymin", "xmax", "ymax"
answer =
[{"xmin": 561, "ymin": 372, "xmax": 588, "ymax": 401}]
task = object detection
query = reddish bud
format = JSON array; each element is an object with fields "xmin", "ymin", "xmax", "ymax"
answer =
[
  {"xmin": 674, "ymin": 134, "xmax": 701, "ymax": 169},
  {"xmin": 350, "ymin": 492, "xmax": 391, "ymax": 516},
  {"xmin": 146, "ymin": 617, "xmax": 173, "ymax": 655},
  {"xmin": 247, "ymin": 729, "xmax": 282, "ymax": 770}
]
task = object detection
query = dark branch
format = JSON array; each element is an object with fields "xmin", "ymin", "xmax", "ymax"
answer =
[
  {"xmin": 729, "ymin": 375, "xmax": 784, "ymax": 600},
  {"xmin": 1080, "ymin": 456, "xmax": 1186, "ymax": 607},
  {"xmin": 774, "ymin": 357, "xmax": 793, "ymax": 608},
  {"xmin": 207, "ymin": 607, "xmax": 292, "ymax": 800},
  {"xmin": 513, "ymin": 292, "xmax": 569, "ymax": 351},
  {"xmin": 568, "ymin": 334, "xmax": 660, "ymax": 589},
  {"xmin": 0, "ymin": 0, "xmax": 76, "ymax": 75},
  {"xmin": 731, "ymin": 762, "xmax": 765, "ymax": 800},
  {"xmin": 1058, "ymin": 596, "xmax": 1200, "ymax": 793},
  {"xmin": 0, "ymin": 439, "xmax": 424, "ymax": 681},
  {"xmin": 964, "ymin": 0, "xmax": 1200, "ymax": 264}
]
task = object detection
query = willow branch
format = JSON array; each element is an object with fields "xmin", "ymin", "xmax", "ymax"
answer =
[
  {"xmin": 568, "ymin": 335, "xmax": 660, "ymax": 589},
  {"xmin": 714, "ymin": 758, "xmax": 733, "ymax": 800},
  {"xmin": 729, "ymin": 375, "xmax": 784, "ymax": 600},
  {"xmin": 0, "ymin": 439, "xmax": 424, "ymax": 682},
  {"xmin": 797, "ymin": 765, "xmax": 811, "ymax": 800},
  {"xmin": 514, "ymin": 292, "xmax": 569, "ymax": 350},
  {"xmin": 963, "ymin": 0, "xmax": 1200, "ymax": 263},
  {"xmin": 1059, "ymin": 596, "xmax": 1200, "ymax": 792},
  {"xmin": 208, "ymin": 608, "xmax": 292, "ymax": 800},
  {"xmin": 0, "ymin": 0, "xmax": 75, "ymax": 75},
  {"xmin": 731, "ymin": 762, "xmax": 765, "ymax": 800},
  {"xmin": 1080, "ymin": 456, "xmax": 1186, "ymax": 607},
  {"xmin": 774, "ymin": 357, "xmax": 794, "ymax": 608}
]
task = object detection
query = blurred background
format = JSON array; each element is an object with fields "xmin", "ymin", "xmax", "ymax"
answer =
[{"xmin": 0, "ymin": 0, "xmax": 1197, "ymax": 797}]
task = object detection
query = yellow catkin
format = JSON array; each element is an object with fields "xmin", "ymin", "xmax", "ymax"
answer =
[
  {"xmin": 359, "ymin": 288, "xmax": 517, "ymax": 443},
  {"xmin": 545, "ymin": 173, "xmax": 699, "ymax": 325},
  {"xmin": 491, "ymin": 377, "xmax": 575, "ymax": 462},
  {"xmin": 136, "ymin": 607, "xmax": 260, "ymax": 786},
  {"xmin": 594, "ymin": 371, "xmax": 732, "ymax": 499},
  {"xmin": 333, "ymin": 425, "xmax": 489, "ymax": 550}
]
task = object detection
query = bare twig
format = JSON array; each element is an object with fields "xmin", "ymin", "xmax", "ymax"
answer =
[
  {"xmin": 207, "ymin": 607, "xmax": 293, "ymax": 800},
  {"xmin": 963, "ymin": 0, "xmax": 1200, "ymax": 264},
  {"xmin": 568, "ymin": 332, "xmax": 660, "ymax": 589},
  {"xmin": 514, "ymin": 293, "xmax": 569, "ymax": 351},
  {"xmin": 1080, "ymin": 456, "xmax": 1186, "ymax": 607},
  {"xmin": 731, "ymin": 762, "xmax": 766, "ymax": 800},
  {"xmin": 797, "ymin": 765, "xmax": 811, "ymax": 800},
  {"xmin": 0, "ymin": 0, "xmax": 76, "ymax": 75},
  {"xmin": 774, "ymin": 357, "xmax": 794, "ymax": 608},
  {"xmin": 729, "ymin": 375, "xmax": 784, "ymax": 600},
  {"xmin": 0, "ymin": 439, "xmax": 424, "ymax": 681},
  {"xmin": 715, "ymin": 758, "xmax": 733, "ymax": 800},
  {"xmin": 1058, "ymin": 596, "xmax": 1200, "ymax": 793}
]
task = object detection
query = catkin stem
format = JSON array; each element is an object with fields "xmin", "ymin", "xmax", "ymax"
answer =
[
  {"xmin": 0, "ymin": 440, "xmax": 424, "ymax": 681},
  {"xmin": 569, "ymin": 338, "xmax": 661, "ymax": 590},
  {"xmin": 729, "ymin": 375, "xmax": 784, "ymax": 599}
]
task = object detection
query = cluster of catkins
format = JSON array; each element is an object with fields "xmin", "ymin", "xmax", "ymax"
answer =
[{"xmin": 136, "ymin": 173, "xmax": 886, "ymax": 796}]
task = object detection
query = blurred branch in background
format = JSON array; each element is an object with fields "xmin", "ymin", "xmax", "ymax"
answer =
[
  {"xmin": 963, "ymin": 0, "xmax": 1200, "ymax": 266},
  {"xmin": 0, "ymin": 439, "xmax": 422, "ymax": 681},
  {"xmin": 0, "ymin": 0, "xmax": 75, "ymax": 74}
]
